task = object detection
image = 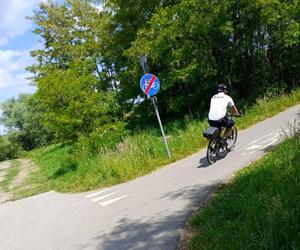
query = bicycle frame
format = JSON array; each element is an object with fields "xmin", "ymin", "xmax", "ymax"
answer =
[{"xmin": 206, "ymin": 115, "xmax": 238, "ymax": 164}]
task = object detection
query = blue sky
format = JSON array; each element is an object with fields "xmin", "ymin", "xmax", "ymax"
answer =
[
  {"xmin": 0, "ymin": 0, "xmax": 44, "ymax": 134},
  {"xmin": 0, "ymin": 0, "xmax": 44, "ymax": 102}
]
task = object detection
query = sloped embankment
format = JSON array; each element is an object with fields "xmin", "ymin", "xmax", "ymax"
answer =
[{"xmin": 0, "ymin": 159, "xmax": 36, "ymax": 204}]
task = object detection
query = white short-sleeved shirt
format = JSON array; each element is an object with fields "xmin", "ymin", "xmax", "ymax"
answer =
[{"xmin": 208, "ymin": 92, "xmax": 234, "ymax": 121}]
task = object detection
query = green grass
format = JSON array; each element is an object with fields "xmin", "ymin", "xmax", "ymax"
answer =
[
  {"xmin": 237, "ymin": 89, "xmax": 300, "ymax": 130},
  {"xmin": 188, "ymin": 133, "xmax": 300, "ymax": 250},
  {"xmin": 21, "ymin": 88, "xmax": 300, "ymax": 195},
  {"xmin": 0, "ymin": 160, "xmax": 21, "ymax": 192}
]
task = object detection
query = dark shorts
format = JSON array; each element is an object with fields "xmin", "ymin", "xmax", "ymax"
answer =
[{"xmin": 208, "ymin": 116, "xmax": 234, "ymax": 129}]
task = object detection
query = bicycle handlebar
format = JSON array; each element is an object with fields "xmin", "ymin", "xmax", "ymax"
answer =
[{"xmin": 227, "ymin": 111, "xmax": 243, "ymax": 118}]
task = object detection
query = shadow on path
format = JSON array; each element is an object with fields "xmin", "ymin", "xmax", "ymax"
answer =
[
  {"xmin": 197, "ymin": 148, "xmax": 230, "ymax": 168},
  {"xmin": 80, "ymin": 183, "xmax": 219, "ymax": 250}
]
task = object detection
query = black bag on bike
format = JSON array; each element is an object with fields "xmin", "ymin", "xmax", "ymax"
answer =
[{"xmin": 203, "ymin": 127, "xmax": 219, "ymax": 138}]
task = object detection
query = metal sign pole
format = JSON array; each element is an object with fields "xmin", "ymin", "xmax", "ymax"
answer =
[
  {"xmin": 140, "ymin": 54, "xmax": 148, "ymax": 74},
  {"xmin": 140, "ymin": 54, "xmax": 172, "ymax": 159},
  {"xmin": 151, "ymin": 97, "xmax": 172, "ymax": 159}
]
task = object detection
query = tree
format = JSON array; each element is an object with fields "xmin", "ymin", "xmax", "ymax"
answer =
[
  {"xmin": 0, "ymin": 95, "xmax": 26, "ymax": 130},
  {"xmin": 33, "ymin": 61, "xmax": 121, "ymax": 141},
  {"xmin": 126, "ymin": 0, "xmax": 219, "ymax": 117},
  {"xmin": 27, "ymin": 0, "xmax": 123, "ymax": 143},
  {"xmin": 0, "ymin": 94, "xmax": 52, "ymax": 150},
  {"xmin": 0, "ymin": 135, "xmax": 21, "ymax": 161},
  {"xmin": 27, "ymin": 0, "xmax": 299, "ymax": 135},
  {"xmin": 27, "ymin": 0, "xmax": 181, "ymax": 142},
  {"xmin": 126, "ymin": 0, "xmax": 300, "ymax": 118},
  {"xmin": 100, "ymin": 0, "xmax": 181, "ymax": 100}
]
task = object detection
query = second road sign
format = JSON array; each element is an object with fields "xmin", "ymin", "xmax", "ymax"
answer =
[{"xmin": 140, "ymin": 74, "xmax": 160, "ymax": 97}]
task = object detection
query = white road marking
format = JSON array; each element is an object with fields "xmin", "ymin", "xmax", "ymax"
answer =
[
  {"xmin": 99, "ymin": 195, "xmax": 128, "ymax": 207},
  {"xmin": 85, "ymin": 189, "xmax": 129, "ymax": 207},
  {"xmin": 247, "ymin": 138, "xmax": 262, "ymax": 145},
  {"xmin": 258, "ymin": 138, "xmax": 279, "ymax": 150},
  {"xmin": 241, "ymin": 130, "xmax": 286, "ymax": 156},
  {"xmin": 91, "ymin": 192, "xmax": 117, "ymax": 202},
  {"xmin": 245, "ymin": 144, "xmax": 262, "ymax": 151},
  {"xmin": 85, "ymin": 190, "xmax": 108, "ymax": 198},
  {"xmin": 242, "ymin": 131, "xmax": 281, "ymax": 149}
]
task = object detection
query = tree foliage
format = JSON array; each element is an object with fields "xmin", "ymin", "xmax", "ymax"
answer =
[
  {"xmin": 33, "ymin": 61, "xmax": 121, "ymax": 141},
  {"xmin": 1, "ymin": 0, "xmax": 298, "ymax": 156},
  {"xmin": 127, "ymin": 0, "xmax": 300, "ymax": 116},
  {"xmin": 0, "ymin": 136, "xmax": 21, "ymax": 161},
  {"xmin": 27, "ymin": 0, "xmax": 124, "ymax": 143},
  {"xmin": 0, "ymin": 94, "xmax": 52, "ymax": 151}
]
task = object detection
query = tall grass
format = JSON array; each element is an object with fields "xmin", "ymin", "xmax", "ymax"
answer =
[
  {"xmin": 23, "ymin": 89, "xmax": 300, "ymax": 194},
  {"xmin": 237, "ymin": 89, "xmax": 300, "ymax": 130},
  {"xmin": 188, "ymin": 132, "xmax": 300, "ymax": 249},
  {"xmin": 28, "ymin": 120, "xmax": 208, "ymax": 192}
]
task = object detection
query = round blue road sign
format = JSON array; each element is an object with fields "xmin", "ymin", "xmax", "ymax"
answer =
[{"xmin": 140, "ymin": 74, "xmax": 160, "ymax": 97}]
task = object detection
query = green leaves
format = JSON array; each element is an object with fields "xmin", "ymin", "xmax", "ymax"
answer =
[
  {"xmin": 34, "ymin": 60, "xmax": 120, "ymax": 142},
  {"xmin": 128, "ymin": 0, "xmax": 299, "ymax": 115},
  {"xmin": 0, "ymin": 94, "xmax": 52, "ymax": 151},
  {"xmin": 19, "ymin": 0, "xmax": 299, "ymax": 151}
]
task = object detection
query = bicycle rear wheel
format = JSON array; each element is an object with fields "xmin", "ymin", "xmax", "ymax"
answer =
[
  {"xmin": 226, "ymin": 127, "xmax": 238, "ymax": 150},
  {"xmin": 206, "ymin": 138, "xmax": 220, "ymax": 164}
]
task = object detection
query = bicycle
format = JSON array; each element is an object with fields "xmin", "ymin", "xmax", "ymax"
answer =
[{"xmin": 203, "ymin": 114, "xmax": 238, "ymax": 164}]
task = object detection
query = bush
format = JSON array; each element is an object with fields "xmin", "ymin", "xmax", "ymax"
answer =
[
  {"xmin": 76, "ymin": 122, "xmax": 130, "ymax": 154},
  {"xmin": 0, "ymin": 136, "xmax": 22, "ymax": 161}
]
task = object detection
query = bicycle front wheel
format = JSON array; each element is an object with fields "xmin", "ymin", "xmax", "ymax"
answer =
[
  {"xmin": 206, "ymin": 138, "xmax": 219, "ymax": 164},
  {"xmin": 226, "ymin": 127, "xmax": 238, "ymax": 150}
]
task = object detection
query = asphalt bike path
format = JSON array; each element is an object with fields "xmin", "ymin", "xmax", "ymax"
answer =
[{"xmin": 0, "ymin": 105, "xmax": 299, "ymax": 250}]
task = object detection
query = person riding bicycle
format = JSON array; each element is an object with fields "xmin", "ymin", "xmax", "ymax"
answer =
[{"xmin": 208, "ymin": 84, "xmax": 241, "ymax": 140}]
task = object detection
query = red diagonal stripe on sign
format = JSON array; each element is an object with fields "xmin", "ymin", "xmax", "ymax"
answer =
[{"xmin": 145, "ymin": 75, "xmax": 156, "ymax": 95}]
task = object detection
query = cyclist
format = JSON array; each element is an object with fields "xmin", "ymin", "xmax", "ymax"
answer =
[{"xmin": 208, "ymin": 84, "xmax": 241, "ymax": 140}]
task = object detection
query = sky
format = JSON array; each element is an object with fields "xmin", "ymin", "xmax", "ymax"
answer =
[{"xmin": 0, "ymin": 0, "xmax": 44, "ymax": 134}]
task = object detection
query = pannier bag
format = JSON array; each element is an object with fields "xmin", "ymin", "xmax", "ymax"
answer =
[{"xmin": 203, "ymin": 127, "xmax": 219, "ymax": 138}]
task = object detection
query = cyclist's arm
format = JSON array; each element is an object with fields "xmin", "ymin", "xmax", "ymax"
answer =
[
  {"xmin": 230, "ymin": 105, "xmax": 241, "ymax": 116},
  {"xmin": 227, "ymin": 96, "xmax": 241, "ymax": 117}
]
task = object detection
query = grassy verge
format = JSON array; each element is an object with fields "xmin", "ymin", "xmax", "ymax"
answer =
[
  {"xmin": 22, "ymin": 89, "xmax": 300, "ymax": 194},
  {"xmin": 0, "ymin": 160, "xmax": 21, "ymax": 192},
  {"xmin": 188, "ymin": 133, "xmax": 300, "ymax": 249},
  {"xmin": 237, "ymin": 90, "xmax": 300, "ymax": 130}
]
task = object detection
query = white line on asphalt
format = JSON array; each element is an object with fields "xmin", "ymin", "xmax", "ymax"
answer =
[
  {"xmin": 245, "ymin": 134, "xmax": 281, "ymax": 151},
  {"xmin": 85, "ymin": 190, "xmax": 108, "ymax": 198},
  {"xmin": 91, "ymin": 192, "xmax": 117, "ymax": 202},
  {"xmin": 242, "ymin": 137, "xmax": 280, "ymax": 156},
  {"xmin": 245, "ymin": 144, "xmax": 262, "ymax": 151},
  {"xmin": 241, "ymin": 131, "xmax": 280, "ymax": 150},
  {"xmin": 247, "ymin": 138, "xmax": 261, "ymax": 145},
  {"xmin": 99, "ymin": 195, "xmax": 128, "ymax": 207},
  {"xmin": 258, "ymin": 138, "xmax": 280, "ymax": 150}
]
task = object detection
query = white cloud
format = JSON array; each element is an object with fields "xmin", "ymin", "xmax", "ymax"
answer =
[
  {"xmin": 0, "ymin": 0, "xmax": 43, "ymax": 46},
  {"xmin": 0, "ymin": 0, "xmax": 44, "ymax": 101},
  {"xmin": 0, "ymin": 69, "xmax": 14, "ymax": 89},
  {"xmin": 0, "ymin": 49, "xmax": 36, "ymax": 100}
]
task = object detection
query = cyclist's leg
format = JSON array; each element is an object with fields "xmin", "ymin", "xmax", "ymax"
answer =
[
  {"xmin": 223, "ymin": 117, "xmax": 234, "ymax": 139},
  {"xmin": 208, "ymin": 119, "xmax": 222, "ymax": 131}
]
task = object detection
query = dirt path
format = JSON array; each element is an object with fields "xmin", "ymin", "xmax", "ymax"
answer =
[
  {"xmin": 0, "ymin": 159, "xmax": 36, "ymax": 204},
  {"xmin": 0, "ymin": 161, "xmax": 12, "ymax": 203},
  {"xmin": 10, "ymin": 159, "xmax": 36, "ymax": 189}
]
